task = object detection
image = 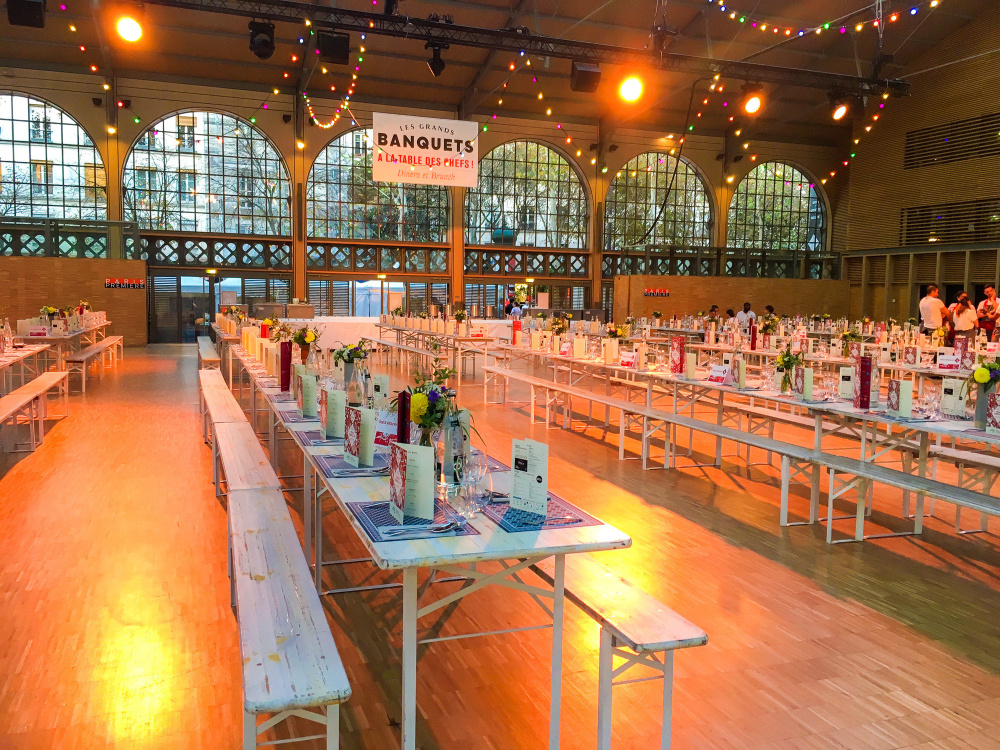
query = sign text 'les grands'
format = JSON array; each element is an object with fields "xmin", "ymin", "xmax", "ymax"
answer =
[{"xmin": 372, "ymin": 113, "xmax": 479, "ymax": 188}]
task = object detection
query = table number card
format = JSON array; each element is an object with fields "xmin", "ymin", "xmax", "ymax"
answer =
[
  {"xmin": 669, "ymin": 336, "xmax": 685, "ymax": 375},
  {"xmin": 389, "ymin": 442, "xmax": 435, "ymax": 523},
  {"xmin": 559, "ymin": 339, "xmax": 572, "ymax": 357},
  {"xmin": 344, "ymin": 407, "xmax": 377, "ymax": 467},
  {"xmin": 573, "ymin": 337, "xmax": 586, "ymax": 359},
  {"xmin": 372, "ymin": 374, "xmax": 391, "ymax": 410},
  {"xmin": 941, "ymin": 378, "xmax": 968, "ymax": 418},
  {"xmin": 320, "ymin": 387, "xmax": 346, "ymax": 438},
  {"xmin": 903, "ymin": 346, "xmax": 920, "ymax": 366},
  {"xmin": 879, "ymin": 343, "xmax": 892, "ymax": 363},
  {"xmin": 937, "ymin": 354, "xmax": 960, "ymax": 371},
  {"xmin": 987, "ymin": 392, "xmax": 1000, "ymax": 436},
  {"xmin": 618, "ymin": 350, "xmax": 637, "ymax": 368},
  {"xmin": 887, "ymin": 379, "xmax": 913, "ymax": 419},
  {"xmin": 838, "ymin": 366, "xmax": 855, "ymax": 401},
  {"xmin": 511, "ymin": 438, "xmax": 549, "ymax": 517},
  {"xmin": 707, "ymin": 365, "xmax": 735, "ymax": 385}
]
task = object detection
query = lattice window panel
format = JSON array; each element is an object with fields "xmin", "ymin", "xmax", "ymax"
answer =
[
  {"xmin": 307, "ymin": 128, "xmax": 449, "ymax": 242},
  {"xmin": 330, "ymin": 246, "xmax": 351, "ymax": 270},
  {"xmin": 405, "ymin": 248, "xmax": 426, "ymax": 273},
  {"xmin": 307, "ymin": 244, "xmax": 327, "ymax": 269},
  {"xmin": 380, "ymin": 247, "xmax": 401, "ymax": 271},
  {"xmin": 217, "ymin": 241, "xmax": 237, "ymax": 266},
  {"xmin": 727, "ymin": 162, "xmax": 826, "ymax": 252},
  {"xmin": 0, "ymin": 92, "xmax": 108, "ymax": 222},
  {"xmin": 464, "ymin": 251, "xmax": 479, "ymax": 274},
  {"xmin": 465, "ymin": 140, "xmax": 588, "ymax": 249},
  {"xmin": 604, "ymin": 151, "xmax": 712, "ymax": 252},
  {"xmin": 356, "ymin": 247, "xmax": 376, "ymax": 270},
  {"xmin": 548, "ymin": 254, "xmax": 566, "ymax": 276},
  {"xmin": 429, "ymin": 250, "xmax": 447, "ymax": 273},
  {"xmin": 123, "ymin": 111, "xmax": 290, "ymax": 235}
]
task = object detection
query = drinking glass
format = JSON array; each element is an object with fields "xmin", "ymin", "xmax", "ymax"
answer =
[{"xmin": 457, "ymin": 451, "xmax": 490, "ymax": 518}]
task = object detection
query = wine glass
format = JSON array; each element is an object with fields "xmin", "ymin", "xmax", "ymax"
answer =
[{"xmin": 457, "ymin": 451, "xmax": 490, "ymax": 518}]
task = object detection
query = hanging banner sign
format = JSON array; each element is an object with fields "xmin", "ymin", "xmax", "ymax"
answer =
[{"xmin": 372, "ymin": 112, "xmax": 479, "ymax": 188}]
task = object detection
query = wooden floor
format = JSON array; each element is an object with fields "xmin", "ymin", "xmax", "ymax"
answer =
[{"xmin": 2, "ymin": 346, "xmax": 1000, "ymax": 749}]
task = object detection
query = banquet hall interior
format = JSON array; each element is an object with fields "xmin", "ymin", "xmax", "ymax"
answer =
[{"xmin": 3, "ymin": 0, "xmax": 1000, "ymax": 748}]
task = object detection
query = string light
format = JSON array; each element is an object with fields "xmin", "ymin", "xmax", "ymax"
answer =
[{"xmin": 706, "ymin": 0, "xmax": 942, "ymax": 37}]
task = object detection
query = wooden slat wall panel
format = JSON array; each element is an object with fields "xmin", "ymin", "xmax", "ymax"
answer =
[{"xmin": 845, "ymin": 4, "xmax": 1000, "ymax": 252}]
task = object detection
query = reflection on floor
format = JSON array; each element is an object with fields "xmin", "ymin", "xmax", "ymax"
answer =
[{"xmin": 1, "ymin": 345, "xmax": 999, "ymax": 749}]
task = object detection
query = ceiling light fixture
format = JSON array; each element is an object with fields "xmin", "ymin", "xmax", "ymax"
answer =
[
  {"xmin": 740, "ymin": 84, "xmax": 764, "ymax": 115},
  {"xmin": 619, "ymin": 76, "xmax": 643, "ymax": 102},
  {"xmin": 425, "ymin": 42, "xmax": 447, "ymax": 77},
  {"xmin": 116, "ymin": 15, "xmax": 142, "ymax": 42}
]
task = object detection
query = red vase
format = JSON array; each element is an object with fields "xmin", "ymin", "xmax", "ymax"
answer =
[{"xmin": 280, "ymin": 341, "xmax": 292, "ymax": 391}]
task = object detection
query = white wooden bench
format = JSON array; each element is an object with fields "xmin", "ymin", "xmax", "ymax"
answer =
[
  {"xmin": 0, "ymin": 371, "xmax": 69, "ymax": 452},
  {"xmin": 65, "ymin": 335, "xmax": 123, "ymax": 394},
  {"xmin": 928, "ymin": 446, "xmax": 1000, "ymax": 534},
  {"xmin": 531, "ymin": 555, "xmax": 707, "ymax": 749},
  {"xmin": 199, "ymin": 368, "xmax": 247, "ymax": 442},
  {"xmin": 214, "ymin": 421, "xmax": 283, "ymax": 499},
  {"xmin": 229, "ymin": 487, "xmax": 350, "ymax": 749},
  {"xmin": 198, "ymin": 336, "xmax": 221, "ymax": 370}
]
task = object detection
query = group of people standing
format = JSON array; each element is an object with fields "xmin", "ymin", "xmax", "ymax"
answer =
[{"xmin": 919, "ymin": 284, "xmax": 999, "ymax": 342}]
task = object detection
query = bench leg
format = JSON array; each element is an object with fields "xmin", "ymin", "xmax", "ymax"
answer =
[
  {"xmin": 597, "ymin": 627, "xmax": 613, "ymax": 750},
  {"xmin": 661, "ymin": 651, "xmax": 674, "ymax": 750},
  {"xmin": 243, "ymin": 710, "xmax": 257, "ymax": 750},
  {"xmin": 779, "ymin": 455, "xmax": 791, "ymax": 526},
  {"xmin": 326, "ymin": 703, "xmax": 340, "ymax": 750}
]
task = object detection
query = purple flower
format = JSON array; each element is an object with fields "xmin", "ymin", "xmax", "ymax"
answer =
[
  {"xmin": 991, "ymin": 368, "xmax": 1000, "ymax": 380},
  {"xmin": 428, "ymin": 390, "xmax": 440, "ymax": 403}
]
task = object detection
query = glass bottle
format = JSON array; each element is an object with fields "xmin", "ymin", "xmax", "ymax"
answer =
[{"xmin": 346, "ymin": 359, "xmax": 365, "ymax": 407}]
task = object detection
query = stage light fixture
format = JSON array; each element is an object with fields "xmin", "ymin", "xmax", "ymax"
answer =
[
  {"xmin": 248, "ymin": 20, "xmax": 276, "ymax": 60},
  {"xmin": 619, "ymin": 76, "xmax": 643, "ymax": 102},
  {"xmin": 426, "ymin": 42, "xmax": 447, "ymax": 77},
  {"xmin": 116, "ymin": 15, "xmax": 142, "ymax": 41},
  {"xmin": 829, "ymin": 92, "xmax": 861, "ymax": 121},
  {"xmin": 740, "ymin": 84, "xmax": 764, "ymax": 115}
]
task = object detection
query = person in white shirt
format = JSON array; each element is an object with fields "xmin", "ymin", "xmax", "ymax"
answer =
[
  {"xmin": 918, "ymin": 284, "xmax": 950, "ymax": 334},
  {"xmin": 977, "ymin": 285, "xmax": 999, "ymax": 341},
  {"xmin": 735, "ymin": 302, "xmax": 756, "ymax": 329},
  {"xmin": 950, "ymin": 291, "xmax": 978, "ymax": 340}
]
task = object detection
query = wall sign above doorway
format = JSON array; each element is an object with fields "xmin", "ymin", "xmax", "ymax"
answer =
[{"xmin": 105, "ymin": 278, "xmax": 146, "ymax": 289}]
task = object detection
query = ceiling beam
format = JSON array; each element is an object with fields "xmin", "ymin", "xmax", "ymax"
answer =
[
  {"xmin": 138, "ymin": 0, "xmax": 909, "ymax": 97},
  {"xmin": 458, "ymin": 0, "xmax": 530, "ymax": 120}
]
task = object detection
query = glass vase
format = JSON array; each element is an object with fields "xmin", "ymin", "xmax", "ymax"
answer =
[{"xmin": 975, "ymin": 383, "xmax": 990, "ymax": 430}]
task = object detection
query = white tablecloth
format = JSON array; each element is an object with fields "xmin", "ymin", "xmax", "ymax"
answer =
[{"xmin": 285, "ymin": 317, "xmax": 514, "ymax": 350}]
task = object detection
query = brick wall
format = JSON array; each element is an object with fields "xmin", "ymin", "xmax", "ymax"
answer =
[
  {"xmin": 0, "ymin": 257, "xmax": 148, "ymax": 345},
  {"xmin": 613, "ymin": 275, "xmax": 851, "ymax": 323}
]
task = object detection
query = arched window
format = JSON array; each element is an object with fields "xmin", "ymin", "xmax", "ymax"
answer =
[
  {"xmin": 604, "ymin": 152, "xmax": 712, "ymax": 249},
  {"xmin": 465, "ymin": 140, "xmax": 587, "ymax": 249},
  {"xmin": 123, "ymin": 111, "xmax": 290, "ymax": 235},
  {"xmin": 307, "ymin": 128, "xmax": 449, "ymax": 242},
  {"xmin": 0, "ymin": 92, "xmax": 106, "ymax": 220},
  {"xmin": 727, "ymin": 162, "xmax": 826, "ymax": 251}
]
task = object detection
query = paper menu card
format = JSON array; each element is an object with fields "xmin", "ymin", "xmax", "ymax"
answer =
[
  {"xmin": 887, "ymin": 379, "xmax": 913, "ymax": 419},
  {"xmin": 388, "ymin": 441, "xmax": 436, "ymax": 524},
  {"xmin": 848, "ymin": 342, "xmax": 862, "ymax": 362},
  {"xmin": 737, "ymin": 359, "xmax": 747, "ymax": 390},
  {"xmin": 794, "ymin": 367, "xmax": 813, "ymax": 401},
  {"xmin": 572, "ymin": 337, "xmax": 586, "ymax": 359},
  {"xmin": 298, "ymin": 373, "xmax": 318, "ymax": 418},
  {"xmin": 903, "ymin": 346, "xmax": 920, "ymax": 366},
  {"xmin": 669, "ymin": 336, "xmax": 685, "ymax": 375},
  {"xmin": 838, "ymin": 367, "xmax": 855, "ymax": 400},
  {"xmin": 292, "ymin": 363, "xmax": 304, "ymax": 398},
  {"xmin": 954, "ymin": 336, "xmax": 977, "ymax": 371},
  {"xmin": 372, "ymin": 374, "xmax": 391, "ymax": 410},
  {"xmin": 344, "ymin": 407, "xmax": 377, "ymax": 467},
  {"xmin": 684, "ymin": 352, "xmax": 697, "ymax": 379},
  {"xmin": 940, "ymin": 378, "xmax": 967, "ymax": 417},
  {"xmin": 530, "ymin": 332, "xmax": 542, "ymax": 350},
  {"xmin": 987, "ymin": 392, "xmax": 1000, "ymax": 436},
  {"xmin": 320, "ymin": 387, "xmax": 346, "ymax": 438},
  {"xmin": 602, "ymin": 338, "xmax": 619, "ymax": 364},
  {"xmin": 511, "ymin": 438, "xmax": 549, "ymax": 517}
]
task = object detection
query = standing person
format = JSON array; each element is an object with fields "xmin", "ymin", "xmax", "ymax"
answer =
[
  {"xmin": 950, "ymin": 291, "xmax": 978, "ymax": 340},
  {"xmin": 503, "ymin": 293, "xmax": 515, "ymax": 317},
  {"xmin": 918, "ymin": 284, "xmax": 950, "ymax": 335},
  {"xmin": 735, "ymin": 302, "xmax": 756, "ymax": 329},
  {"xmin": 977, "ymin": 285, "xmax": 1000, "ymax": 341},
  {"xmin": 764, "ymin": 305, "xmax": 775, "ymax": 316}
]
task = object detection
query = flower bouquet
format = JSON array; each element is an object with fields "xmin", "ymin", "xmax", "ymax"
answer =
[
  {"xmin": 550, "ymin": 316, "xmax": 569, "ymax": 337},
  {"xmin": 269, "ymin": 321, "xmax": 294, "ymax": 343},
  {"xmin": 292, "ymin": 325, "xmax": 319, "ymax": 360},
  {"xmin": 968, "ymin": 361, "xmax": 1000, "ymax": 428},
  {"xmin": 839, "ymin": 329, "xmax": 863, "ymax": 358},
  {"xmin": 760, "ymin": 315, "xmax": 779, "ymax": 335},
  {"xmin": 775, "ymin": 343, "xmax": 803, "ymax": 393},
  {"xmin": 536, "ymin": 311, "xmax": 548, "ymax": 320}
]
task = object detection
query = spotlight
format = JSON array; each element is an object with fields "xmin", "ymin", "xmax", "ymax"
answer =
[
  {"xmin": 248, "ymin": 20, "xmax": 275, "ymax": 60},
  {"xmin": 829, "ymin": 93, "xmax": 861, "ymax": 121},
  {"xmin": 116, "ymin": 15, "xmax": 142, "ymax": 42},
  {"xmin": 740, "ymin": 84, "xmax": 764, "ymax": 115},
  {"xmin": 619, "ymin": 76, "xmax": 643, "ymax": 102},
  {"xmin": 426, "ymin": 42, "xmax": 447, "ymax": 77}
]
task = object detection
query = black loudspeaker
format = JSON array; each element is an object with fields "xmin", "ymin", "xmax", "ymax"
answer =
[
  {"xmin": 7, "ymin": 0, "xmax": 46, "ymax": 28},
  {"xmin": 316, "ymin": 32, "xmax": 351, "ymax": 65},
  {"xmin": 570, "ymin": 61, "xmax": 601, "ymax": 93}
]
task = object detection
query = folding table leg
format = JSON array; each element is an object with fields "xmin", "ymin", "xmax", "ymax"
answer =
[
  {"xmin": 597, "ymin": 627, "xmax": 613, "ymax": 750},
  {"xmin": 661, "ymin": 651, "xmax": 674, "ymax": 750}
]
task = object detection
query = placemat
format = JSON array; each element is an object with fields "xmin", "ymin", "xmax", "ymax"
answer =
[
  {"xmin": 347, "ymin": 500, "xmax": 480, "ymax": 543},
  {"xmin": 299, "ymin": 430, "xmax": 344, "ymax": 447},
  {"xmin": 315, "ymin": 452, "xmax": 390, "ymax": 477},
  {"xmin": 257, "ymin": 377, "xmax": 279, "ymax": 388},
  {"xmin": 481, "ymin": 494, "xmax": 602, "ymax": 533},
  {"xmin": 277, "ymin": 408, "xmax": 318, "ymax": 423},
  {"xmin": 267, "ymin": 392, "xmax": 295, "ymax": 403}
]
